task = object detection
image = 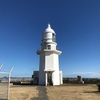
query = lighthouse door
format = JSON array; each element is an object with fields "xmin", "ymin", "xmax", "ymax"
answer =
[{"xmin": 47, "ymin": 72, "xmax": 53, "ymax": 85}]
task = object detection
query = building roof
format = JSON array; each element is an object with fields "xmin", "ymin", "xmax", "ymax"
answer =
[{"xmin": 44, "ymin": 24, "xmax": 55, "ymax": 34}]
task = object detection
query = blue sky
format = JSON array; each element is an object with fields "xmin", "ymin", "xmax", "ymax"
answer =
[{"xmin": 0, "ymin": 0, "xmax": 100, "ymax": 78}]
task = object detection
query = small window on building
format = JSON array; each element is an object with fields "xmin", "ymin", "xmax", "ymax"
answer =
[
  {"xmin": 52, "ymin": 33, "xmax": 56, "ymax": 42},
  {"xmin": 48, "ymin": 45, "xmax": 51, "ymax": 49},
  {"xmin": 43, "ymin": 42, "xmax": 47, "ymax": 49}
]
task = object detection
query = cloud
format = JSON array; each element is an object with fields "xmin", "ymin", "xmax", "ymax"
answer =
[{"xmin": 64, "ymin": 72, "xmax": 100, "ymax": 78}]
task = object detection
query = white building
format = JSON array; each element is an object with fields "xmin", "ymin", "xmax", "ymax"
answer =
[{"xmin": 33, "ymin": 24, "xmax": 63, "ymax": 86}]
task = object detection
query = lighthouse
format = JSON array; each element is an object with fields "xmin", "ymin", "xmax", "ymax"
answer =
[{"xmin": 37, "ymin": 24, "xmax": 63, "ymax": 86}]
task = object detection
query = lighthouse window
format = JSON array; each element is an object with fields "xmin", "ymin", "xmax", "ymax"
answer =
[
  {"xmin": 48, "ymin": 45, "xmax": 51, "ymax": 49},
  {"xmin": 52, "ymin": 33, "xmax": 56, "ymax": 42}
]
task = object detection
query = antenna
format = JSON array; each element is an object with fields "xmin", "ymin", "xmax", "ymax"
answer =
[{"xmin": 9, "ymin": 67, "xmax": 14, "ymax": 73}]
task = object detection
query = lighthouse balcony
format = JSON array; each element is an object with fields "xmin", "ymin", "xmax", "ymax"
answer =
[
  {"xmin": 44, "ymin": 69, "xmax": 55, "ymax": 72},
  {"xmin": 37, "ymin": 49, "xmax": 62, "ymax": 55}
]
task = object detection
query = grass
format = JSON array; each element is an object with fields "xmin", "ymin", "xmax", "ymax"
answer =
[
  {"xmin": 0, "ymin": 83, "xmax": 8, "ymax": 100},
  {"xmin": 9, "ymin": 84, "xmax": 100, "ymax": 100}
]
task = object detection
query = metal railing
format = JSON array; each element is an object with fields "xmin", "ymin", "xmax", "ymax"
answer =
[
  {"xmin": 0, "ymin": 72, "xmax": 10, "ymax": 100},
  {"xmin": 0, "ymin": 65, "xmax": 13, "ymax": 100}
]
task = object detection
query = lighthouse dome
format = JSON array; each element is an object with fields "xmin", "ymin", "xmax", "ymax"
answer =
[
  {"xmin": 44, "ymin": 24, "xmax": 55, "ymax": 34},
  {"xmin": 42, "ymin": 24, "xmax": 56, "ymax": 43}
]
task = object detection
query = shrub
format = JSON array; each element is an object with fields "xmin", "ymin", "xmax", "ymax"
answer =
[{"xmin": 97, "ymin": 83, "xmax": 100, "ymax": 92}]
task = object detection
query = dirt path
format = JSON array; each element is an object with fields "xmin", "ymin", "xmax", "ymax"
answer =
[{"xmin": 31, "ymin": 86, "xmax": 48, "ymax": 100}]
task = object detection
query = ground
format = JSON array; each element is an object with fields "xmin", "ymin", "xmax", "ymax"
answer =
[{"xmin": 9, "ymin": 84, "xmax": 100, "ymax": 100}]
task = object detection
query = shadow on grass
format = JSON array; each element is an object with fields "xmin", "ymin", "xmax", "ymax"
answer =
[
  {"xmin": 84, "ymin": 91, "xmax": 100, "ymax": 93},
  {"xmin": 62, "ymin": 84, "xmax": 87, "ymax": 86},
  {"xmin": 30, "ymin": 86, "xmax": 48, "ymax": 100}
]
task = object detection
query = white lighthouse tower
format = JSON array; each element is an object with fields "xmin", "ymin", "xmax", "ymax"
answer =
[{"xmin": 37, "ymin": 24, "xmax": 63, "ymax": 86}]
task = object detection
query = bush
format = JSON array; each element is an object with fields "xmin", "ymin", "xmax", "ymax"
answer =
[{"xmin": 97, "ymin": 83, "xmax": 100, "ymax": 92}]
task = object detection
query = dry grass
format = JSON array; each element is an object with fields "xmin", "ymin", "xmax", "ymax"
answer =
[
  {"xmin": 9, "ymin": 84, "xmax": 100, "ymax": 100},
  {"xmin": 10, "ymin": 86, "xmax": 38, "ymax": 100},
  {"xmin": 0, "ymin": 83, "xmax": 8, "ymax": 100}
]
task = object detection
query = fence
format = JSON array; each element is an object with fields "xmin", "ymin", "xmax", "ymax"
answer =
[{"xmin": 0, "ymin": 72, "xmax": 10, "ymax": 100}]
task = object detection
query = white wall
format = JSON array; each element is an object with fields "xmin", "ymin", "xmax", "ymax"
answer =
[
  {"xmin": 39, "ymin": 51, "xmax": 62, "ymax": 86},
  {"xmin": 59, "ymin": 71, "xmax": 63, "ymax": 84},
  {"xmin": 52, "ymin": 71, "xmax": 60, "ymax": 85},
  {"xmin": 39, "ymin": 53, "xmax": 45, "ymax": 85},
  {"xmin": 45, "ymin": 52, "xmax": 54, "ymax": 70}
]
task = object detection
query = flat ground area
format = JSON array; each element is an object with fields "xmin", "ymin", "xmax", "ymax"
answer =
[
  {"xmin": 0, "ymin": 83, "xmax": 9, "ymax": 100},
  {"xmin": 9, "ymin": 84, "xmax": 100, "ymax": 100}
]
